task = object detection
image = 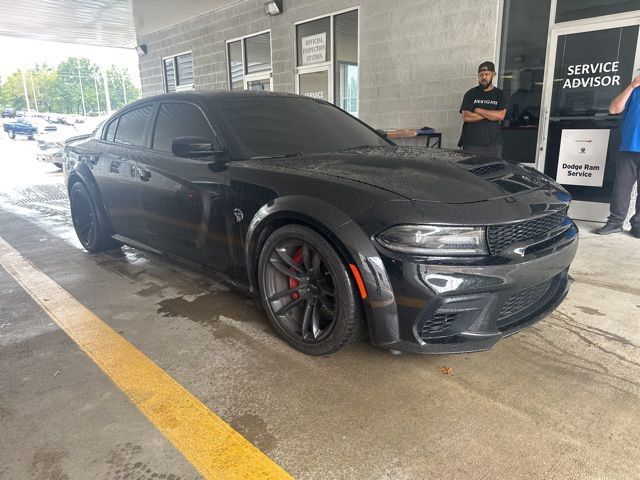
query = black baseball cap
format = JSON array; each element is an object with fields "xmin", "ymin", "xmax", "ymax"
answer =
[{"xmin": 478, "ymin": 61, "xmax": 496, "ymax": 73}]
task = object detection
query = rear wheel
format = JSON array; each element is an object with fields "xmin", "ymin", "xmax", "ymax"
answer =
[
  {"xmin": 69, "ymin": 182, "xmax": 120, "ymax": 253},
  {"xmin": 258, "ymin": 225, "xmax": 363, "ymax": 355}
]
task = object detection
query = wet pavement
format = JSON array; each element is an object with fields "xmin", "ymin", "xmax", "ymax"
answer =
[{"xmin": 0, "ymin": 134, "xmax": 639, "ymax": 479}]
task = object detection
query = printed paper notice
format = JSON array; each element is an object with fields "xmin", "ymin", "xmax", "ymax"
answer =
[
  {"xmin": 556, "ymin": 129, "xmax": 610, "ymax": 187},
  {"xmin": 301, "ymin": 33, "xmax": 326, "ymax": 65}
]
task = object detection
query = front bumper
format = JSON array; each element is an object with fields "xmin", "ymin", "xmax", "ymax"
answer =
[
  {"xmin": 368, "ymin": 221, "xmax": 579, "ymax": 354},
  {"xmin": 36, "ymin": 146, "xmax": 63, "ymax": 164}
]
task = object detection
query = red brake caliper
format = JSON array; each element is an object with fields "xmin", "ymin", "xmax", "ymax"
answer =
[{"xmin": 289, "ymin": 247, "xmax": 303, "ymax": 300}]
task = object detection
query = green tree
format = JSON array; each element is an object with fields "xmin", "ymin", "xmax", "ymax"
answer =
[
  {"xmin": 104, "ymin": 65, "xmax": 140, "ymax": 111},
  {"xmin": 1, "ymin": 71, "xmax": 29, "ymax": 110},
  {"xmin": 54, "ymin": 57, "xmax": 99, "ymax": 114},
  {"xmin": 0, "ymin": 57, "xmax": 140, "ymax": 114}
]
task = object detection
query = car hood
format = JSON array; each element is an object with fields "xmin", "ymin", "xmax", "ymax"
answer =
[{"xmin": 255, "ymin": 146, "xmax": 554, "ymax": 204}]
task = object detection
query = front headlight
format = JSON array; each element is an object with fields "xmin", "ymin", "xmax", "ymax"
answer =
[{"xmin": 376, "ymin": 225, "xmax": 488, "ymax": 256}]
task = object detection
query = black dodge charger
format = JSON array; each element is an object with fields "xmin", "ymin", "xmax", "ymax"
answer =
[{"xmin": 64, "ymin": 91, "xmax": 578, "ymax": 355}]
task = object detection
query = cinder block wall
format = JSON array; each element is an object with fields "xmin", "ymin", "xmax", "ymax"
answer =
[{"xmin": 137, "ymin": 0, "xmax": 501, "ymax": 148}]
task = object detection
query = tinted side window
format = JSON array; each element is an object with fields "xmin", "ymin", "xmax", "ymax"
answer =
[
  {"xmin": 152, "ymin": 103, "xmax": 217, "ymax": 153},
  {"xmin": 114, "ymin": 105, "xmax": 153, "ymax": 147},
  {"xmin": 104, "ymin": 119, "xmax": 118, "ymax": 141}
]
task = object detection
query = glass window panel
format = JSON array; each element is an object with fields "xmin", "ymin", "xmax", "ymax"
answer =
[
  {"xmin": 297, "ymin": 17, "xmax": 331, "ymax": 66},
  {"xmin": 246, "ymin": 78, "xmax": 271, "ymax": 91},
  {"xmin": 498, "ymin": 0, "xmax": 551, "ymax": 163},
  {"xmin": 228, "ymin": 41, "xmax": 244, "ymax": 90},
  {"xmin": 334, "ymin": 10, "xmax": 359, "ymax": 117},
  {"xmin": 549, "ymin": 26, "xmax": 638, "ymax": 117},
  {"xmin": 176, "ymin": 53, "xmax": 193, "ymax": 86},
  {"xmin": 152, "ymin": 103, "xmax": 216, "ymax": 153},
  {"xmin": 114, "ymin": 105, "xmax": 153, "ymax": 147},
  {"xmin": 299, "ymin": 70, "xmax": 329, "ymax": 101},
  {"xmin": 164, "ymin": 58, "xmax": 176, "ymax": 93},
  {"xmin": 245, "ymin": 32, "xmax": 271, "ymax": 74},
  {"xmin": 556, "ymin": 0, "xmax": 640, "ymax": 23},
  {"xmin": 337, "ymin": 64, "xmax": 359, "ymax": 116},
  {"xmin": 104, "ymin": 118, "xmax": 118, "ymax": 142}
]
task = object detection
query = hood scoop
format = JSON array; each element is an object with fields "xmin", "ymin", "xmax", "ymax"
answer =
[{"xmin": 467, "ymin": 163, "xmax": 506, "ymax": 176}]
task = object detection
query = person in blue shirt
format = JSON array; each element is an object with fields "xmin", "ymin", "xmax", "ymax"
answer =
[{"xmin": 597, "ymin": 74, "xmax": 640, "ymax": 237}]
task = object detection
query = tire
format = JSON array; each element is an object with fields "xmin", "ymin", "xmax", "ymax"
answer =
[
  {"xmin": 258, "ymin": 224, "xmax": 363, "ymax": 355},
  {"xmin": 8, "ymin": 130, "xmax": 15, "ymax": 139},
  {"xmin": 69, "ymin": 182, "xmax": 120, "ymax": 253},
  {"xmin": 28, "ymin": 135, "xmax": 34, "ymax": 140},
  {"xmin": 54, "ymin": 162, "xmax": 63, "ymax": 169}
]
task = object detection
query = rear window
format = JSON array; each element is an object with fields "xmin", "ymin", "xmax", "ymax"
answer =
[{"xmin": 114, "ymin": 105, "xmax": 153, "ymax": 147}]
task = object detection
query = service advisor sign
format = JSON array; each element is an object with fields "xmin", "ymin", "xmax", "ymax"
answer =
[{"xmin": 556, "ymin": 129, "xmax": 610, "ymax": 187}]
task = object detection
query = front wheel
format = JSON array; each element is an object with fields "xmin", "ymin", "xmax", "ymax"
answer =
[
  {"xmin": 258, "ymin": 224, "xmax": 363, "ymax": 355},
  {"xmin": 7, "ymin": 130, "xmax": 15, "ymax": 139},
  {"xmin": 69, "ymin": 182, "xmax": 120, "ymax": 253}
]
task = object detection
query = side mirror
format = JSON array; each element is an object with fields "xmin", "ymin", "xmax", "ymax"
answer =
[{"xmin": 171, "ymin": 136, "xmax": 219, "ymax": 158}]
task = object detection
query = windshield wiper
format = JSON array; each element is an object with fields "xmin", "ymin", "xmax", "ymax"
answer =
[{"xmin": 250, "ymin": 152, "xmax": 303, "ymax": 160}]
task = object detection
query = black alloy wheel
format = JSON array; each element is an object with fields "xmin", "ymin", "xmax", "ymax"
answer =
[
  {"xmin": 258, "ymin": 224, "xmax": 363, "ymax": 355},
  {"xmin": 69, "ymin": 182, "xmax": 119, "ymax": 253}
]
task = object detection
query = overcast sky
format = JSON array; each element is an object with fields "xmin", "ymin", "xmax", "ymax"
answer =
[{"xmin": 0, "ymin": 36, "xmax": 141, "ymax": 87}]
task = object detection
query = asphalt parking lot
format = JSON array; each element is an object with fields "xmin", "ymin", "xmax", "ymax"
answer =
[{"xmin": 1, "ymin": 134, "xmax": 639, "ymax": 480}]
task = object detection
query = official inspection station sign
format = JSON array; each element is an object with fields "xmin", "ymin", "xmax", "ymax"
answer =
[
  {"xmin": 556, "ymin": 129, "xmax": 610, "ymax": 187},
  {"xmin": 301, "ymin": 33, "xmax": 327, "ymax": 65}
]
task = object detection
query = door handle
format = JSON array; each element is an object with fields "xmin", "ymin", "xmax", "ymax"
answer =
[{"xmin": 138, "ymin": 169, "xmax": 151, "ymax": 182}]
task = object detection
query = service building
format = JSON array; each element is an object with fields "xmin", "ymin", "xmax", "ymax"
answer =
[{"xmin": 134, "ymin": 0, "xmax": 640, "ymax": 222}]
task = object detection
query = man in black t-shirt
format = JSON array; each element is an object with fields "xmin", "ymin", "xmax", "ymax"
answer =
[{"xmin": 459, "ymin": 61, "xmax": 508, "ymax": 158}]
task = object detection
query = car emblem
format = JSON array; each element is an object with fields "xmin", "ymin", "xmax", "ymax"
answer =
[{"xmin": 233, "ymin": 208, "xmax": 244, "ymax": 223}]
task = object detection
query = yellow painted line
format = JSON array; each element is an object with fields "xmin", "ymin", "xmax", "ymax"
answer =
[{"xmin": 0, "ymin": 236, "xmax": 292, "ymax": 480}]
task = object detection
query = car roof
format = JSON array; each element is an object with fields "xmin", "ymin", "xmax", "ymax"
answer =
[{"xmin": 122, "ymin": 90, "xmax": 315, "ymax": 112}]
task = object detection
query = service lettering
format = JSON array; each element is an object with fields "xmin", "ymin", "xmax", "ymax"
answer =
[{"xmin": 562, "ymin": 61, "xmax": 620, "ymax": 89}]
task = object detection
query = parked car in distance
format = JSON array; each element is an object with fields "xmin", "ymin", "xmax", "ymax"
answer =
[
  {"xmin": 37, "ymin": 120, "xmax": 104, "ymax": 169},
  {"xmin": 2, "ymin": 108, "xmax": 16, "ymax": 118},
  {"xmin": 3, "ymin": 118, "xmax": 38, "ymax": 139},
  {"xmin": 64, "ymin": 91, "xmax": 578, "ymax": 356}
]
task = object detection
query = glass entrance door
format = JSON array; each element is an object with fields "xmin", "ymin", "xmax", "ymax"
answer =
[{"xmin": 537, "ymin": 20, "xmax": 640, "ymax": 221}]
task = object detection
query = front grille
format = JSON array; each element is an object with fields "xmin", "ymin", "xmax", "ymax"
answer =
[
  {"xmin": 498, "ymin": 281, "xmax": 551, "ymax": 322},
  {"xmin": 469, "ymin": 163, "xmax": 505, "ymax": 176},
  {"xmin": 420, "ymin": 312, "xmax": 459, "ymax": 337},
  {"xmin": 487, "ymin": 208, "xmax": 568, "ymax": 255}
]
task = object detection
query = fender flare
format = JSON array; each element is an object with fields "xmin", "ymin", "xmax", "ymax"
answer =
[
  {"xmin": 66, "ymin": 162, "xmax": 115, "ymax": 235},
  {"xmin": 244, "ymin": 196, "xmax": 399, "ymax": 346}
]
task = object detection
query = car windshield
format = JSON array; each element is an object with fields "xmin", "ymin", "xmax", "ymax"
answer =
[{"xmin": 214, "ymin": 95, "xmax": 390, "ymax": 160}]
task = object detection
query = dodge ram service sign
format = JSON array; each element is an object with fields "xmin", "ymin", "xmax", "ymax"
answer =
[{"xmin": 556, "ymin": 129, "xmax": 610, "ymax": 187}]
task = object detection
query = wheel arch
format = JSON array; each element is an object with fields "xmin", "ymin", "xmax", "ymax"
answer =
[
  {"xmin": 245, "ymin": 196, "xmax": 399, "ymax": 347},
  {"xmin": 67, "ymin": 164, "xmax": 115, "ymax": 236}
]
